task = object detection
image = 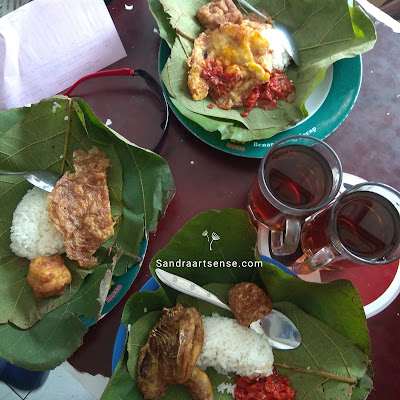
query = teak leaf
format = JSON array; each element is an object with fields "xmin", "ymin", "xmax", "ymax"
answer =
[
  {"xmin": 101, "ymin": 209, "xmax": 372, "ymax": 400},
  {"xmin": 0, "ymin": 96, "xmax": 175, "ymax": 369},
  {"xmin": 149, "ymin": 0, "xmax": 376, "ymax": 142},
  {"xmin": 0, "ymin": 96, "xmax": 122, "ymax": 329},
  {"xmin": 271, "ymin": 302, "xmax": 369, "ymax": 399},
  {"xmin": 0, "ymin": 263, "xmax": 111, "ymax": 370}
]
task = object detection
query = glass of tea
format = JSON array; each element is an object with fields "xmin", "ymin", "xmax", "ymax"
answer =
[
  {"xmin": 248, "ymin": 135, "xmax": 342, "ymax": 256},
  {"xmin": 291, "ymin": 182, "xmax": 400, "ymax": 274}
]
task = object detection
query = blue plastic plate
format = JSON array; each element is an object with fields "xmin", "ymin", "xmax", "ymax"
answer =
[
  {"xmin": 111, "ymin": 276, "xmax": 157, "ymax": 372},
  {"xmin": 111, "ymin": 261, "xmax": 293, "ymax": 372},
  {"xmin": 83, "ymin": 237, "xmax": 148, "ymax": 328}
]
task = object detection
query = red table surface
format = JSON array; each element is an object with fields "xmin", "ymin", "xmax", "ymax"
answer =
[{"xmin": 67, "ymin": 1, "xmax": 400, "ymax": 398}]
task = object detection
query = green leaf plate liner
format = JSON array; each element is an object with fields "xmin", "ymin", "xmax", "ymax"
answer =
[
  {"xmin": 0, "ymin": 96, "xmax": 175, "ymax": 370},
  {"xmin": 102, "ymin": 209, "xmax": 373, "ymax": 400},
  {"xmin": 149, "ymin": 0, "xmax": 376, "ymax": 150},
  {"xmin": 159, "ymin": 42, "xmax": 363, "ymax": 158}
]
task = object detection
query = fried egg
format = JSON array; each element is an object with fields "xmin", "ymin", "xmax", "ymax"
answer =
[{"xmin": 187, "ymin": 21, "xmax": 274, "ymax": 109}]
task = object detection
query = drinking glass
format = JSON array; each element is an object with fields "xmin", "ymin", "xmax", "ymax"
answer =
[
  {"xmin": 292, "ymin": 182, "xmax": 400, "ymax": 274},
  {"xmin": 248, "ymin": 135, "xmax": 342, "ymax": 256}
]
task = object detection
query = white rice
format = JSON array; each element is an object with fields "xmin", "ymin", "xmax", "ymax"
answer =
[
  {"xmin": 261, "ymin": 28, "xmax": 291, "ymax": 72},
  {"xmin": 196, "ymin": 314, "xmax": 274, "ymax": 378},
  {"xmin": 217, "ymin": 382, "xmax": 236, "ymax": 396},
  {"xmin": 10, "ymin": 187, "xmax": 65, "ymax": 259}
]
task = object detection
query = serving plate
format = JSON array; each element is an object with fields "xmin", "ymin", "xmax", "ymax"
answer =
[
  {"xmin": 112, "ymin": 277, "xmax": 157, "ymax": 372},
  {"xmin": 259, "ymin": 251, "xmax": 400, "ymax": 319},
  {"xmin": 112, "ymin": 257, "xmax": 395, "ymax": 371},
  {"xmin": 105, "ymin": 208, "xmax": 373, "ymax": 400},
  {"xmin": 113, "ymin": 250, "xmax": 391, "ymax": 375},
  {"xmin": 83, "ymin": 237, "xmax": 148, "ymax": 327},
  {"xmin": 257, "ymin": 173, "xmax": 400, "ymax": 319},
  {"xmin": 0, "ymin": 239, "xmax": 149, "ymax": 392},
  {"xmin": 0, "ymin": 96, "xmax": 175, "ymax": 371},
  {"xmin": 159, "ymin": 40, "xmax": 362, "ymax": 158}
]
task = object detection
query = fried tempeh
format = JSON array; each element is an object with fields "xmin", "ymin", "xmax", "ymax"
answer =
[{"xmin": 229, "ymin": 282, "xmax": 273, "ymax": 326}]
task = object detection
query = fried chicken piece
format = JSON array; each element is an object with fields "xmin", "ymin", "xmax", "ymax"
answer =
[
  {"xmin": 229, "ymin": 282, "xmax": 273, "ymax": 326},
  {"xmin": 196, "ymin": 0, "xmax": 243, "ymax": 30},
  {"xmin": 137, "ymin": 304, "xmax": 204, "ymax": 399},
  {"xmin": 27, "ymin": 254, "xmax": 71, "ymax": 298},
  {"xmin": 183, "ymin": 366, "xmax": 214, "ymax": 400},
  {"xmin": 47, "ymin": 147, "xmax": 114, "ymax": 269}
]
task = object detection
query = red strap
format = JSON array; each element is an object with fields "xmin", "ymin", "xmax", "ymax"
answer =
[{"xmin": 63, "ymin": 68, "xmax": 135, "ymax": 96}]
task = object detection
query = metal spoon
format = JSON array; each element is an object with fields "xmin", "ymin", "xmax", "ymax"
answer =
[
  {"xmin": 236, "ymin": 0, "xmax": 300, "ymax": 65},
  {"xmin": 0, "ymin": 170, "xmax": 60, "ymax": 192},
  {"xmin": 155, "ymin": 268, "xmax": 301, "ymax": 350}
]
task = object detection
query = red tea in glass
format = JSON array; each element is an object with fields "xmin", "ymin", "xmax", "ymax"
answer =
[
  {"xmin": 250, "ymin": 144, "xmax": 333, "ymax": 228},
  {"xmin": 248, "ymin": 136, "xmax": 342, "ymax": 255},
  {"xmin": 293, "ymin": 182, "xmax": 400, "ymax": 274}
]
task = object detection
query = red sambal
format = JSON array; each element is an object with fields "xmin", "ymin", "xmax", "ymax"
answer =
[
  {"xmin": 200, "ymin": 57, "xmax": 295, "ymax": 116},
  {"xmin": 201, "ymin": 58, "xmax": 242, "ymax": 99},
  {"xmin": 241, "ymin": 71, "xmax": 295, "ymax": 117},
  {"xmin": 235, "ymin": 372, "xmax": 296, "ymax": 400}
]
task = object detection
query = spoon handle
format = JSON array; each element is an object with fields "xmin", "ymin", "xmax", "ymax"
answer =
[
  {"xmin": 155, "ymin": 268, "xmax": 231, "ymax": 311},
  {"xmin": 155, "ymin": 268, "xmax": 301, "ymax": 350},
  {"xmin": 0, "ymin": 171, "xmax": 26, "ymax": 176},
  {"xmin": 235, "ymin": 0, "xmax": 265, "ymax": 18}
]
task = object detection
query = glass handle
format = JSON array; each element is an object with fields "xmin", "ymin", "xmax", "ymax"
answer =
[
  {"xmin": 291, "ymin": 244, "xmax": 339, "ymax": 275},
  {"xmin": 270, "ymin": 219, "xmax": 301, "ymax": 256}
]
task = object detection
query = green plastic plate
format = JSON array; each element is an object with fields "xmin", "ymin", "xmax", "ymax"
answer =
[{"xmin": 158, "ymin": 40, "xmax": 362, "ymax": 158}]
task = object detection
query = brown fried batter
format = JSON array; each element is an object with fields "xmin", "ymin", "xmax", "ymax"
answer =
[
  {"xmin": 183, "ymin": 366, "xmax": 214, "ymax": 400},
  {"xmin": 137, "ymin": 304, "xmax": 204, "ymax": 399},
  {"xmin": 47, "ymin": 147, "xmax": 114, "ymax": 269},
  {"xmin": 196, "ymin": 0, "xmax": 243, "ymax": 30},
  {"xmin": 27, "ymin": 254, "xmax": 71, "ymax": 298},
  {"xmin": 229, "ymin": 282, "xmax": 273, "ymax": 326}
]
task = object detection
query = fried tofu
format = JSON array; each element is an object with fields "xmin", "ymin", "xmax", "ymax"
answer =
[{"xmin": 27, "ymin": 254, "xmax": 71, "ymax": 298}]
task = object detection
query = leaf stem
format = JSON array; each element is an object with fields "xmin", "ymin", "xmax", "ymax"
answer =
[
  {"xmin": 274, "ymin": 363, "xmax": 357, "ymax": 384},
  {"xmin": 302, "ymin": 342, "xmax": 323, "ymax": 372},
  {"xmin": 61, "ymin": 98, "xmax": 72, "ymax": 174},
  {"xmin": 178, "ymin": 34, "xmax": 190, "ymax": 58},
  {"xmin": 303, "ymin": 378, "xmax": 329, "ymax": 400},
  {"xmin": 111, "ymin": 246, "xmax": 142, "ymax": 263},
  {"xmin": 176, "ymin": 28, "xmax": 195, "ymax": 41}
]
